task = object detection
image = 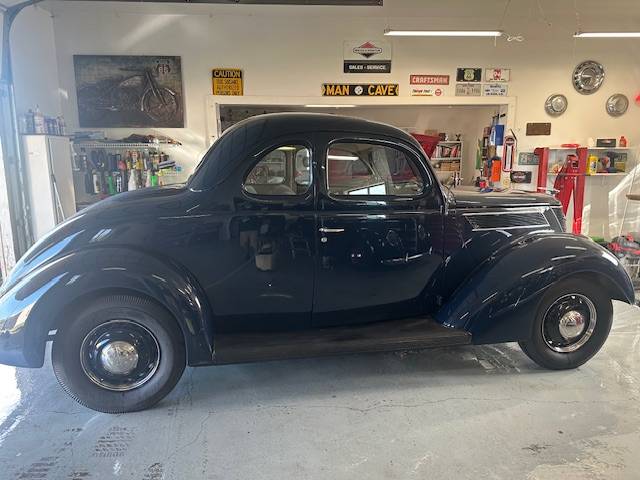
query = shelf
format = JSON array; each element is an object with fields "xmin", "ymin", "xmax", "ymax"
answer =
[
  {"xmin": 431, "ymin": 157, "xmax": 461, "ymax": 161},
  {"xmin": 72, "ymin": 141, "xmax": 178, "ymax": 149},
  {"xmin": 547, "ymin": 146, "xmax": 634, "ymax": 151},
  {"xmin": 437, "ymin": 141, "xmax": 462, "ymax": 144},
  {"xmin": 548, "ymin": 172, "xmax": 627, "ymax": 177}
]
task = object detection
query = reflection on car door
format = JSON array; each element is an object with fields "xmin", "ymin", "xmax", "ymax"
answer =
[
  {"xmin": 312, "ymin": 136, "xmax": 445, "ymax": 327},
  {"xmin": 191, "ymin": 141, "xmax": 317, "ymax": 333}
]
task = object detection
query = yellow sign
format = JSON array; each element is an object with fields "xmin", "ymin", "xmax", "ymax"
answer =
[
  {"xmin": 212, "ymin": 68, "xmax": 243, "ymax": 96},
  {"xmin": 322, "ymin": 83, "xmax": 399, "ymax": 97}
]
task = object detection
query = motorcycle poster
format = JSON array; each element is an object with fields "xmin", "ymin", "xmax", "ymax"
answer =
[{"xmin": 74, "ymin": 55, "xmax": 184, "ymax": 128}]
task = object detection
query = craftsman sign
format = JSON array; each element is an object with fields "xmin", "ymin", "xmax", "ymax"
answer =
[
  {"xmin": 410, "ymin": 74, "xmax": 450, "ymax": 85},
  {"xmin": 456, "ymin": 68, "xmax": 482, "ymax": 82},
  {"xmin": 485, "ymin": 68, "xmax": 511, "ymax": 82},
  {"xmin": 343, "ymin": 40, "xmax": 392, "ymax": 74},
  {"xmin": 322, "ymin": 83, "xmax": 399, "ymax": 96},
  {"xmin": 212, "ymin": 68, "xmax": 243, "ymax": 95},
  {"xmin": 411, "ymin": 87, "xmax": 444, "ymax": 96},
  {"xmin": 483, "ymin": 83, "xmax": 509, "ymax": 96},
  {"xmin": 455, "ymin": 83, "xmax": 482, "ymax": 96}
]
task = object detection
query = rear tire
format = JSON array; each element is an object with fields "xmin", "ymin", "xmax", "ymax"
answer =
[
  {"xmin": 52, "ymin": 295, "xmax": 185, "ymax": 413},
  {"xmin": 519, "ymin": 277, "xmax": 613, "ymax": 370}
]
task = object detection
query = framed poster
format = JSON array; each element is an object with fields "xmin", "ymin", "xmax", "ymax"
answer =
[{"xmin": 74, "ymin": 55, "xmax": 184, "ymax": 128}]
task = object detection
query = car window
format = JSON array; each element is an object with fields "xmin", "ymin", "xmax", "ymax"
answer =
[
  {"xmin": 326, "ymin": 142, "xmax": 425, "ymax": 197},
  {"xmin": 243, "ymin": 145, "xmax": 311, "ymax": 196}
]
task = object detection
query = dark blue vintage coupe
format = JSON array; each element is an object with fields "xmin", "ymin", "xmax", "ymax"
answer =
[{"xmin": 0, "ymin": 113, "xmax": 634, "ymax": 412}]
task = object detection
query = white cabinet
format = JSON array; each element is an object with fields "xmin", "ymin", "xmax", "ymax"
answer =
[{"xmin": 23, "ymin": 135, "xmax": 76, "ymax": 241}]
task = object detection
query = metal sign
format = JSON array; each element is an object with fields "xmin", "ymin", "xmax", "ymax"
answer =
[
  {"xmin": 485, "ymin": 68, "xmax": 510, "ymax": 82},
  {"xmin": 410, "ymin": 74, "xmax": 449, "ymax": 85},
  {"xmin": 212, "ymin": 68, "xmax": 243, "ymax": 95},
  {"xmin": 455, "ymin": 83, "xmax": 482, "ymax": 96},
  {"xmin": 483, "ymin": 83, "xmax": 508, "ymax": 96},
  {"xmin": 343, "ymin": 40, "xmax": 391, "ymax": 74},
  {"xmin": 456, "ymin": 68, "xmax": 482, "ymax": 82},
  {"xmin": 410, "ymin": 87, "xmax": 444, "ymax": 96},
  {"xmin": 322, "ymin": 83, "xmax": 398, "ymax": 96},
  {"xmin": 503, "ymin": 135, "xmax": 516, "ymax": 172}
]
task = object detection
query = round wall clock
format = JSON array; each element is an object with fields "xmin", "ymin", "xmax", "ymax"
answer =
[
  {"xmin": 545, "ymin": 94, "xmax": 568, "ymax": 116},
  {"xmin": 572, "ymin": 61, "xmax": 605, "ymax": 95},
  {"xmin": 606, "ymin": 94, "xmax": 629, "ymax": 117}
]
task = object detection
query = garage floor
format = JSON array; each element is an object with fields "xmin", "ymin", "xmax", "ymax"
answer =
[{"xmin": 1, "ymin": 303, "xmax": 639, "ymax": 480}]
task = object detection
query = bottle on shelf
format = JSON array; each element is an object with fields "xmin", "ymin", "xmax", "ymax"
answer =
[
  {"xmin": 33, "ymin": 106, "xmax": 45, "ymax": 134},
  {"xmin": 128, "ymin": 169, "xmax": 138, "ymax": 191}
]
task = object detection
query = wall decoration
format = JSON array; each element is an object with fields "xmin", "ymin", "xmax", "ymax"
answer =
[
  {"xmin": 485, "ymin": 68, "xmax": 510, "ymax": 82},
  {"xmin": 410, "ymin": 74, "xmax": 449, "ymax": 85},
  {"xmin": 322, "ymin": 83, "xmax": 398, "ymax": 96},
  {"xmin": 572, "ymin": 60, "xmax": 605, "ymax": 95},
  {"xmin": 410, "ymin": 87, "xmax": 444, "ymax": 96},
  {"xmin": 544, "ymin": 94, "xmax": 568, "ymax": 116},
  {"xmin": 483, "ymin": 83, "xmax": 508, "ymax": 96},
  {"xmin": 212, "ymin": 68, "xmax": 243, "ymax": 96},
  {"xmin": 343, "ymin": 40, "xmax": 391, "ymax": 73},
  {"xmin": 605, "ymin": 93, "xmax": 629, "ymax": 117},
  {"xmin": 518, "ymin": 152, "xmax": 539, "ymax": 166},
  {"xmin": 526, "ymin": 122, "xmax": 552, "ymax": 136},
  {"xmin": 502, "ymin": 134, "xmax": 516, "ymax": 172},
  {"xmin": 455, "ymin": 84, "xmax": 482, "ymax": 96},
  {"xmin": 511, "ymin": 171, "xmax": 532, "ymax": 183},
  {"xmin": 456, "ymin": 68, "xmax": 482, "ymax": 82},
  {"xmin": 74, "ymin": 55, "xmax": 184, "ymax": 128}
]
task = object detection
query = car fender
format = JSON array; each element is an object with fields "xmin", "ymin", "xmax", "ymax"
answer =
[
  {"xmin": 1, "ymin": 246, "xmax": 214, "ymax": 367},
  {"xmin": 435, "ymin": 232, "xmax": 634, "ymax": 344}
]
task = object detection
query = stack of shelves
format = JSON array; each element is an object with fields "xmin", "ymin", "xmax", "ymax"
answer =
[{"xmin": 430, "ymin": 140, "xmax": 462, "ymax": 177}]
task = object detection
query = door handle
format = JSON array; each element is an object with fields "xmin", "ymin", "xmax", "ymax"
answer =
[{"xmin": 319, "ymin": 227, "xmax": 345, "ymax": 234}]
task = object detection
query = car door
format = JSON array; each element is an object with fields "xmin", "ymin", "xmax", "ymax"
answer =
[
  {"xmin": 312, "ymin": 134, "xmax": 445, "ymax": 327},
  {"xmin": 193, "ymin": 139, "xmax": 317, "ymax": 333}
]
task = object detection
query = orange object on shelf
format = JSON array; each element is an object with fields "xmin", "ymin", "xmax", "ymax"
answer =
[{"xmin": 491, "ymin": 159, "xmax": 501, "ymax": 182}]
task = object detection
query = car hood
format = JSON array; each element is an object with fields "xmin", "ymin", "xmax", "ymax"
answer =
[
  {"xmin": 451, "ymin": 190, "xmax": 561, "ymax": 209},
  {"xmin": 1, "ymin": 185, "xmax": 192, "ymax": 296}
]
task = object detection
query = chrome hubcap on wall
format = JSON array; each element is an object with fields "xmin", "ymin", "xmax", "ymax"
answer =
[
  {"xmin": 542, "ymin": 294, "xmax": 597, "ymax": 353},
  {"xmin": 80, "ymin": 320, "xmax": 160, "ymax": 391}
]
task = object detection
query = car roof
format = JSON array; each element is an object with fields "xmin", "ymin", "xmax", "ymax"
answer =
[
  {"xmin": 189, "ymin": 112, "xmax": 425, "ymax": 191},
  {"xmin": 226, "ymin": 112, "xmax": 421, "ymax": 146}
]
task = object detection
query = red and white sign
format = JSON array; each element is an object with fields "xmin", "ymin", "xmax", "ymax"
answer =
[
  {"xmin": 502, "ymin": 135, "xmax": 517, "ymax": 172},
  {"xmin": 485, "ymin": 68, "xmax": 511, "ymax": 82},
  {"xmin": 410, "ymin": 74, "xmax": 450, "ymax": 85}
]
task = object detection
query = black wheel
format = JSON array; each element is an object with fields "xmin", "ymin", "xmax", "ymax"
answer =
[
  {"xmin": 519, "ymin": 277, "xmax": 613, "ymax": 370},
  {"xmin": 52, "ymin": 295, "xmax": 185, "ymax": 413}
]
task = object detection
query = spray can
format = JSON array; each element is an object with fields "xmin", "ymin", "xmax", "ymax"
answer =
[{"xmin": 92, "ymin": 172, "xmax": 101, "ymax": 193}]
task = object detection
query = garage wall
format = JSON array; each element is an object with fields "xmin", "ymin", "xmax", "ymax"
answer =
[
  {"xmin": 41, "ymin": 1, "xmax": 640, "ymax": 237},
  {"xmin": 10, "ymin": 5, "xmax": 62, "ymax": 118}
]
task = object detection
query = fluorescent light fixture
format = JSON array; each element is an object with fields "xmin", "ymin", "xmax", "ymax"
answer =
[
  {"xmin": 574, "ymin": 31, "xmax": 640, "ymax": 38},
  {"xmin": 305, "ymin": 104, "xmax": 356, "ymax": 108},
  {"xmin": 384, "ymin": 29, "xmax": 503, "ymax": 37},
  {"xmin": 328, "ymin": 155, "xmax": 360, "ymax": 161}
]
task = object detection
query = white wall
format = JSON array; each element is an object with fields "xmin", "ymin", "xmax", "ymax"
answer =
[
  {"xmin": 35, "ymin": 1, "xmax": 640, "ymax": 237},
  {"xmin": 10, "ymin": 5, "xmax": 62, "ymax": 118}
]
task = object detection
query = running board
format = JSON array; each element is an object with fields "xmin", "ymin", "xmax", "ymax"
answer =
[{"xmin": 212, "ymin": 317, "xmax": 471, "ymax": 365}]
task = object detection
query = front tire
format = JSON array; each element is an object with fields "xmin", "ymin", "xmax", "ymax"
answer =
[
  {"xmin": 519, "ymin": 277, "xmax": 613, "ymax": 370},
  {"xmin": 52, "ymin": 295, "xmax": 185, "ymax": 413}
]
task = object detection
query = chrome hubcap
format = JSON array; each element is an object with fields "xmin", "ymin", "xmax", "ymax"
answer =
[
  {"xmin": 80, "ymin": 320, "xmax": 160, "ymax": 392},
  {"xmin": 100, "ymin": 341, "xmax": 139, "ymax": 375},
  {"xmin": 542, "ymin": 293, "xmax": 597, "ymax": 353}
]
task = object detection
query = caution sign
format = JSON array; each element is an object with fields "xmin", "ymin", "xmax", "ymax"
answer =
[
  {"xmin": 322, "ymin": 83, "xmax": 398, "ymax": 96},
  {"xmin": 212, "ymin": 68, "xmax": 243, "ymax": 96}
]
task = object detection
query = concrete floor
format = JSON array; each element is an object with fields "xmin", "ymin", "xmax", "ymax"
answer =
[{"xmin": 1, "ymin": 304, "xmax": 640, "ymax": 480}]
